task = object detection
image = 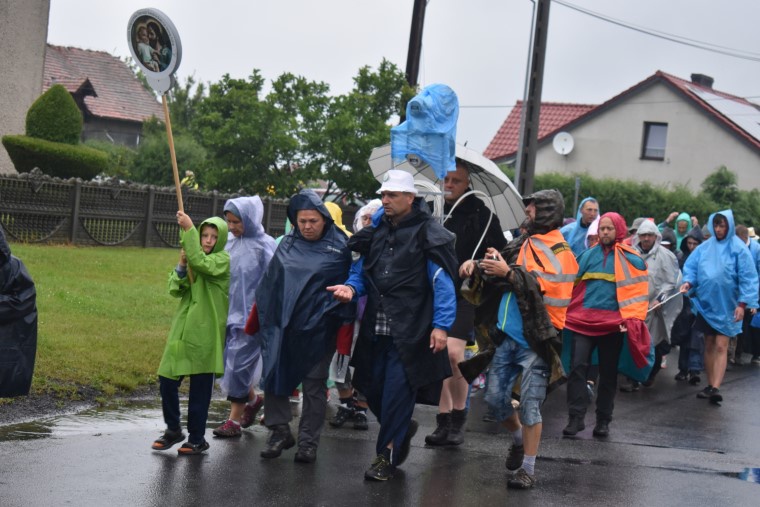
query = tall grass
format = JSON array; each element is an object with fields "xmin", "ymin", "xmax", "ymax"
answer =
[{"xmin": 11, "ymin": 243, "xmax": 179, "ymax": 399}]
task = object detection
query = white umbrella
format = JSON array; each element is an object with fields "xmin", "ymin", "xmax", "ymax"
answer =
[{"xmin": 368, "ymin": 143, "xmax": 526, "ymax": 230}]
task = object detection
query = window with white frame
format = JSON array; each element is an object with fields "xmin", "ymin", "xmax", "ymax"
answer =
[{"xmin": 641, "ymin": 122, "xmax": 668, "ymax": 160}]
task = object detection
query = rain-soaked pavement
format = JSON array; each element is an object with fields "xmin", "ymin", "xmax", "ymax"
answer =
[{"xmin": 2, "ymin": 358, "xmax": 760, "ymax": 506}]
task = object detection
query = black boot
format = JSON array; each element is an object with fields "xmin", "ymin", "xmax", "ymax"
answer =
[
  {"xmin": 446, "ymin": 409, "xmax": 467, "ymax": 445},
  {"xmin": 424, "ymin": 412, "xmax": 451, "ymax": 446},
  {"xmin": 562, "ymin": 415, "xmax": 586, "ymax": 436},
  {"xmin": 260, "ymin": 424, "xmax": 295, "ymax": 458}
]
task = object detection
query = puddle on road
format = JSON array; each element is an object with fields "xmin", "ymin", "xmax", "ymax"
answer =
[{"xmin": 0, "ymin": 399, "xmax": 235, "ymax": 442}]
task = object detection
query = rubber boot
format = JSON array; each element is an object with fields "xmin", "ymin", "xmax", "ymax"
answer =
[
  {"xmin": 424, "ymin": 412, "xmax": 451, "ymax": 446},
  {"xmin": 446, "ymin": 409, "xmax": 467, "ymax": 445}
]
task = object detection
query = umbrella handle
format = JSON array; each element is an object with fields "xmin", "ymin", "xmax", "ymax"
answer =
[{"xmin": 444, "ymin": 189, "xmax": 496, "ymax": 260}]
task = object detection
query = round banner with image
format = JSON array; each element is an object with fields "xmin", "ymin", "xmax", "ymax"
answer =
[{"xmin": 127, "ymin": 8, "xmax": 182, "ymax": 94}]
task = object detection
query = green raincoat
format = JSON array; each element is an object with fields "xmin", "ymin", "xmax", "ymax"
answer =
[{"xmin": 158, "ymin": 217, "xmax": 230, "ymax": 379}]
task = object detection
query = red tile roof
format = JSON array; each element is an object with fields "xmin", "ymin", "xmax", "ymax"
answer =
[
  {"xmin": 44, "ymin": 44, "xmax": 163, "ymax": 124},
  {"xmin": 483, "ymin": 101, "xmax": 596, "ymax": 161}
]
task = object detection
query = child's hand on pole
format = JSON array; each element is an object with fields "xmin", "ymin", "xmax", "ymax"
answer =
[
  {"xmin": 177, "ymin": 211, "xmax": 193, "ymax": 231},
  {"xmin": 178, "ymin": 249, "xmax": 187, "ymax": 267}
]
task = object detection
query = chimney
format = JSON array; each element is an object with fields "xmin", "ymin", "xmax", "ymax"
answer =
[{"xmin": 690, "ymin": 73, "xmax": 714, "ymax": 89}]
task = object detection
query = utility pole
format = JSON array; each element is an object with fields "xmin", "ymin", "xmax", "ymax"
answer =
[
  {"xmin": 402, "ymin": 0, "xmax": 427, "ymax": 119},
  {"xmin": 515, "ymin": 0, "xmax": 551, "ymax": 196}
]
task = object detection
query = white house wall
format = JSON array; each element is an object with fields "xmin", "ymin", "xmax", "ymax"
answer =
[{"xmin": 534, "ymin": 84, "xmax": 760, "ymax": 191}]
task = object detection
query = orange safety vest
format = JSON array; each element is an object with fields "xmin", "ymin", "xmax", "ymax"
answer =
[
  {"xmin": 613, "ymin": 243, "xmax": 649, "ymax": 320},
  {"xmin": 517, "ymin": 230, "xmax": 579, "ymax": 329}
]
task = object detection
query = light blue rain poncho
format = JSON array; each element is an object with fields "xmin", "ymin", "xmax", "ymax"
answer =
[
  {"xmin": 220, "ymin": 196, "xmax": 277, "ymax": 398},
  {"xmin": 560, "ymin": 197, "xmax": 599, "ymax": 257},
  {"xmin": 682, "ymin": 209, "xmax": 759, "ymax": 337}
]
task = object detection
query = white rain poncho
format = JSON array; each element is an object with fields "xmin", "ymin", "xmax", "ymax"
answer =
[{"xmin": 220, "ymin": 196, "xmax": 276, "ymax": 398}]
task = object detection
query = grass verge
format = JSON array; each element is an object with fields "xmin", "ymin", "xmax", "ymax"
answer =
[{"xmin": 8, "ymin": 243, "xmax": 178, "ymax": 402}]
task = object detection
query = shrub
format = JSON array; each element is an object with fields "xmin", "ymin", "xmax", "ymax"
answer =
[
  {"xmin": 2, "ymin": 135, "xmax": 108, "ymax": 180},
  {"xmin": 84, "ymin": 139, "xmax": 136, "ymax": 179},
  {"xmin": 25, "ymin": 84, "xmax": 83, "ymax": 144}
]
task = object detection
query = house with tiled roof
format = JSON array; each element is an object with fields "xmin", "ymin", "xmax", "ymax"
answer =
[
  {"xmin": 44, "ymin": 44, "xmax": 163, "ymax": 146},
  {"xmin": 484, "ymin": 71, "xmax": 760, "ymax": 191}
]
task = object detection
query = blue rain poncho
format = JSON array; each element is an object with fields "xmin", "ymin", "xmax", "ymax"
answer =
[
  {"xmin": 682, "ymin": 209, "xmax": 759, "ymax": 337},
  {"xmin": 219, "ymin": 196, "xmax": 277, "ymax": 398},
  {"xmin": 257, "ymin": 189, "xmax": 354, "ymax": 396},
  {"xmin": 391, "ymin": 83, "xmax": 458, "ymax": 179},
  {"xmin": 560, "ymin": 197, "xmax": 599, "ymax": 257}
]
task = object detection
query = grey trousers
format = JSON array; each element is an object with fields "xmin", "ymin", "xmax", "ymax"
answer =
[{"xmin": 264, "ymin": 350, "xmax": 333, "ymax": 450}]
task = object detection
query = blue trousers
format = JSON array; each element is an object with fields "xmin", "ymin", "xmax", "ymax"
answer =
[
  {"xmin": 159, "ymin": 373, "xmax": 214, "ymax": 445},
  {"xmin": 362, "ymin": 335, "xmax": 416, "ymax": 465}
]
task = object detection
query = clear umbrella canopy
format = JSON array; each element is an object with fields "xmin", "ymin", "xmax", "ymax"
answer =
[{"xmin": 368, "ymin": 143, "xmax": 526, "ymax": 231}]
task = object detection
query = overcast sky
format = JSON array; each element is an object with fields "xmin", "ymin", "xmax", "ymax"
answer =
[{"xmin": 47, "ymin": 0, "xmax": 760, "ymax": 154}]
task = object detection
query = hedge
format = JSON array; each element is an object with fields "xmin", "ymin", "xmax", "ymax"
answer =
[
  {"xmin": 2, "ymin": 135, "xmax": 108, "ymax": 180},
  {"xmin": 25, "ymin": 84, "xmax": 83, "ymax": 145}
]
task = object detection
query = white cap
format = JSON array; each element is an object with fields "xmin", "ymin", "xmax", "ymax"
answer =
[{"xmin": 377, "ymin": 170, "xmax": 418, "ymax": 195}]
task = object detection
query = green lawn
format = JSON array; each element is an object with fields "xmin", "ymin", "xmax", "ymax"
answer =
[{"xmin": 11, "ymin": 243, "xmax": 180, "ymax": 400}]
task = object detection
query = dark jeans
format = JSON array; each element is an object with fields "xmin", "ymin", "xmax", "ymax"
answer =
[
  {"xmin": 567, "ymin": 332, "xmax": 623, "ymax": 423},
  {"xmin": 647, "ymin": 341, "xmax": 671, "ymax": 380},
  {"xmin": 159, "ymin": 373, "xmax": 214, "ymax": 445},
  {"xmin": 362, "ymin": 334, "xmax": 417, "ymax": 466}
]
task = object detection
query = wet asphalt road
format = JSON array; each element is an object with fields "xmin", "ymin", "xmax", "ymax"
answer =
[{"xmin": 1, "ymin": 357, "xmax": 759, "ymax": 506}]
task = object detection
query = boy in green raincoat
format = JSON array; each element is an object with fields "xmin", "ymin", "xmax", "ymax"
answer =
[{"xmin": 152, "ymin": 211, "xmax": 230, "ymax": 455}]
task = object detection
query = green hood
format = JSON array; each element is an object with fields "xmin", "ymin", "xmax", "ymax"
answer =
[{"xmin": 198, "ymin": 216, "xmax": 228, "ymax": 253}]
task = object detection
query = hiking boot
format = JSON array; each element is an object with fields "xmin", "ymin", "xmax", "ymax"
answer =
[
  {"xmin": 446, "ymin": 409, "xmax": 467, "ymax": 446},
  {"xmin": 688, "ymin": 372, "xmax": 701, "ymax": 385},
  {"xmin": 709, "ymin": 389, "xmax": 723, "ymax": 406},
  {"xmin": 260, "ymin": 424, "xmax": 295, "ymax": 458},
  {"xmin": 562, "ymin": 415, "xmax": 585, "ymax": 436},
  {"xmin": 329, "ymin": 406, "xmax": 354, "ymax": 428},
  {"xmin": 364, "ymin": 454, "xmax": 395, "ymax": 481},
  {"xmin": 294, "ymin": 446, "xmax": 317, "ymax": 464},
  {"xmin": 177, "ymin": 440, "xmax": 209, "ymax": 455},
  {"xmin": 697, "ymin": 386, "xmax": 716, "ymax": 399},
  {"xmin": 507, "ymin": 467, "xmax": 536, "ymax": 489},
  {"xmin": 240, "ymin": 395, "xmax": 264, "ymax": 428},
  {"xmin": 396, "ymin": 419, "xmax": 418, "ymax": 466},
  {"xmin": 425, "ymin": 412, "xmax": 451, "ymax": 446},
  {"xmin": 353, "ymin": 411, "xmax": 369, "ymax": 430},
  {"xmin": 674, "ymin": 370, "xmax": 688, "ymax": 381},
  {"xmin": 505, "ymin": 443, "xmax": 525, "ymax": 471},
  {"xmin": 213, "ymin": 419, "xmax": 242, "ymax": 438},
  {"xmin": 592, "ymin": 420, "xmax": 610, "ymax": 438},
  {"xmin": 152, "ymin": 428, "xmax": 185, "ymax": 451}
]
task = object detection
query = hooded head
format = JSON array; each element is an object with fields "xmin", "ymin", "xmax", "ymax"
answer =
[
  {"xmin": 324, "ymin": 202, "xmax": 351, "ymax": 237},
  {"xmin": 224, "ymin": 196, "xmax": 266, "ymax": 240},
  {"xmin": 585, "ymin": 216, "xmax": 600, "ymax": 249},
  {"xmin": 353, "ymin": 199, "xmax": 382, "ymax": 233},
  {"xmin": 576, "ymin": 197, "xmax": 599, "ymax": 227},
  {"xmin": 599, "ymin": 211, "xmax": 628, "ymax": 245},
  {"xmin": 198, "ymin": 216, "xmax": 228, "ymax": 254},
  {"xmin": 522, "ymin": 188, "xmax": 565, "ymax": 235},
  {"xmin": 287, "ymin": 189, "xmax": 334, "ymax": 241},
  {"xmin": 660, "ymin": 227, "xmax": 677, "ymax": 252},
  {"xmin": 707, "ymin": 209, "xmax": 734, "ymax": 243},
  {"xmin": 632, "ymin": 218, "xmax": 661, "ymax": 252}
]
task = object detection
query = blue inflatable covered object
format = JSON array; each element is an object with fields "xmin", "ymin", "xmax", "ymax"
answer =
[{"xmin": 390, "ymin": 83, "xmax": 458, "ymax": 180}]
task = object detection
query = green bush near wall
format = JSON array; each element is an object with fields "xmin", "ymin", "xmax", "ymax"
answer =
[
  {"xmin": 2, "ymin": 135, "xmax": 108, "ymax": 180},
  {"xmin": 25, "ymin": 84, "xmax": 83, "ymax": 145}
]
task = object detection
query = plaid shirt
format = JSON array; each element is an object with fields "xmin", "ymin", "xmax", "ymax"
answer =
[{"xmin": 375, "ymin": 308, "xmax": 391, "ymax": 336}]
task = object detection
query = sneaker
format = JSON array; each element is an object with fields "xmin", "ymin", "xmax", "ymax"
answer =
[
  {"xmin": 260, "ymin": 424, "xmax": 295, "ymax": 458},
  {"xmin": 294, "ymin": 446, "xmax": 317, "ymax": 463},
  {"xmin": 696, "ymin": 385, "xmax": 716, "ymax": 399},
  {"xmin": 507, "ymin": 468, "xmax": 536, "ymax": 489},
  {"xmin": 752, "ymin": 355, "xmax": 760, "ymax": 365},
  {"xmin": 177, "ymin": 440, "xmax": 210, "ymax": 455},
  {"xmin": 562, "ymin": 416, "xmax": 585, "ymax": 436},
  {"xmin": 619, "ymin": 379, "xmax": 640, "ymax": 392},
  {"xmin": 240, "ymin": 395, "xmax": 264, "ymax": 428},
  {"xmin": 396, "ymin": 419, "xmax": 418, "ymax": 466},
  {"xmin": 212, "ymin": 419, "xmax": 242, "ymax": 438},
  {"xmin": 151, "ymin": 428, "xmax": 185, "ymax": 451},
  {"xmin": 353, "ymin": 411, "xmax": 369, "ymax": 430},
  {"xmin": 329, "ymin": 406, "xmax": 355, "ymax": 428},
  {"xmin": 709, "ymin": 389, "xmax": 723, "ymax": 406},
  {"xmin": 505, "ymin": 443, "xmax": 525, "ymax": 471},
  {"xmin": 364, "ymin": 454, "xmax": 395, "ymax": 481},
  {"xmin": 688, "ymin": 372, "xmax": 701, "ymax": 386},
  {"xmin": 674, "ymin": 370, "xmax": 688, "ymax": 381}
]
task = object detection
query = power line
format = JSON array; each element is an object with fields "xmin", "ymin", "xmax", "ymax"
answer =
[{"xmin": 553, "ymin": 0, "xmax": 760, "ymax": 63}]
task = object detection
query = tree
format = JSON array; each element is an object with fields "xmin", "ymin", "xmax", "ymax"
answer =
[
  {"xmin": 700, "ymin": 165, "xmax": 738, "ymax": 208},
  {"xmin": 321, "ymin": 59, "xmax": 407, "ymax": 199}
]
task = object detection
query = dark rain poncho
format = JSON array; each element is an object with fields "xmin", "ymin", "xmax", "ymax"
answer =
[
  {"xmin": 257, "ymin": 190, "xmax": 353, "ymax": 396},
  {"xmin": 0, "ymin": 226, "xmax": 38, "ymax": 397}
]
